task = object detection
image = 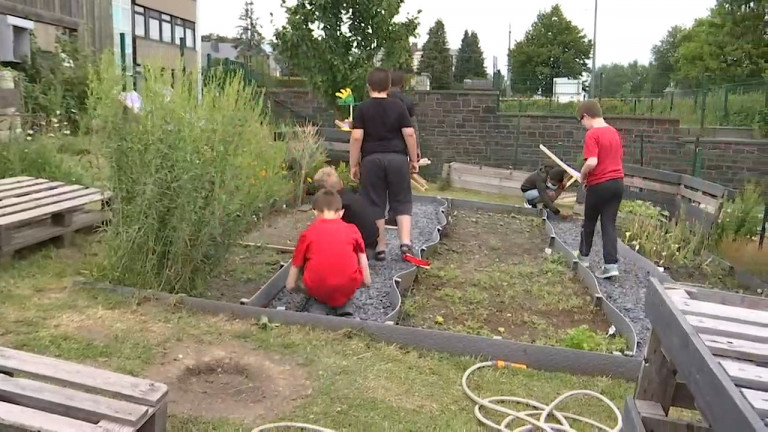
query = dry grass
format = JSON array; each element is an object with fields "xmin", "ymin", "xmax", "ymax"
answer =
[{"xmin": 718, "ymin": 238, "xmax": 768, "ymax": 279}]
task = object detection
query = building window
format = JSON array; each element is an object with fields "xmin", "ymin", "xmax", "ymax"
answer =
[
  {"xmin": 174, "ymin": 18, "xmax": 184, "ymax": 45},
  {"xmin": 133, "ymin": 5, "xmax": 145, "ymax": 37},
  {"xmin": 147, "ymin": 10, "xmax": 160, "ymax": 41},
  {"xmin": 160, "ymin": 13, "xmax": 172, "ymax": 43},
  {"xmin": 185, "ymin": 22, "xmax": 195, "ymax": 48}
]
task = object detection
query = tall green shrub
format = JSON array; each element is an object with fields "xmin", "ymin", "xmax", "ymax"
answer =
[{"xmin": 87, "ymin": 55, "xmax": 291, "ymax": 295}]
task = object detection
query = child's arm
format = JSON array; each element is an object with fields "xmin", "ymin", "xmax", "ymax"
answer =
[
  {"xmin": 287, "ymin": 231, "xmax": 309, "ymax": 291},
  {"xmin": 286, "ymin": 265, "xmax": 302, "ymax": 291},
  {"xmin": 397, "ymin": 106, "xmax": 418, "ymax": 163},
  {"xmin": 358, "ymin": 253, "xmax": 371, "ymax": 286}
]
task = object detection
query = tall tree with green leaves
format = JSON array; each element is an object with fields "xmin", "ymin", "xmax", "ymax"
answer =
[
  {"xmin": 594, "ymin": 62, "xmax": 650, "ymax": 97},
  {"xmin": 380, "ymin": 33, "xmax": 415, "ymax": 73},
  {"xmin": 508, "ymin": 5, "xmax": 592, "ymax": 97},
  {"xmin": 418, "ymin": 19, "xmax": 453, "ymax": 90},
  {"xmin": 647, "ymin": 25, "xmax": 686, "ymax": 94},
  {"xmin": 273, "ymin": 0, "xmax": 419, "ymax": 107},
  {"xmin": 235, "ymin": 1, "xmax": 266, "ymax": 60},
  {"xmin": 674, "ymin": 0, "xmax": 767, "ymax": 89},
  {"xmin": 453, "ymin": 30, "xmax": 487, "ymax": 82}
]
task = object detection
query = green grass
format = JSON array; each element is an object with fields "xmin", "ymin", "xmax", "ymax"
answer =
[{"xmin": 0, "ymin": 235, "xmax": 633, "ymax": 430}]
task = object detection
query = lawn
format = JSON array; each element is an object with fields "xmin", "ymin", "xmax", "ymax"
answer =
[
  {"xmin": 401, "ymin": 209, "xmax": 627, "ymax": 353},
  {"xmin": 0, "ymin": 235, "xmax": 634, "ymax": 430}
]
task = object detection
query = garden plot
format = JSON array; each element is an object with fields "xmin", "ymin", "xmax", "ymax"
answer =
[
  {"xmin": 262, "ymin": 199, "xmax": 445, "ymax": 321},
  {"xmin": 402, "ymin": 209, "xmax": 626, "ymax": 353}
]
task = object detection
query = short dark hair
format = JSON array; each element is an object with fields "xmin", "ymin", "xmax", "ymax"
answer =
[
  {"xmin": 577, "ymin": 100, "xmax": 603, "ymax": 119},
  {"xmin": 548, "ymin": 167, "xmax": 566, "ymax": 183},
  {"xmin": 390, "ymin": 70, "xmax": 406, "ymax": 88},
  {"xmin": 312, "ymin": 188, "xmax": 342, "ymax": 212},
  {"xmin": 367, "ymin": 68, "xmax": 391, "ymax": 93}
]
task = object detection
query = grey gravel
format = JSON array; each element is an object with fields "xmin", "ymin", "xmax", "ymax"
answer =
[
  {"xmin": 268, "ymin": 200, "xmax": 444, "ymax": 322},
  {"xmin": 547, "ymin": 214, "xmax": 651, "ymax": 356}
]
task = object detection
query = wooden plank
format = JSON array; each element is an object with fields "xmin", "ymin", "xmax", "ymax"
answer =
[
  {"xmin": 622, "ymin": 397, "xmax": 648, "ymax": 432},
  {"xmin": 671, "ymin": 296, "xmax": 768, "ymax": 328},
  {"xmin": 451, "ymin": 171, "xmax": 523, "ymax": 189},
  {"xmin": 624, "ymin": 164, "xmax": 684, "ymax": 184},
  {"xmin": 636, "ymin": 399, "xmax": 713, "ymax": 432},
  {"xmin": 682, "ymin": 174, "xmax": 727, "ymax": 198},
  {"xmin": 667, "ymin": 283, "xmax": 768, "ymax": 312},
  {"xmin": 0, "ymin": 374, "xmax": 149, "ymax": 426},
  {"xmin": 0, "ymin": 179, "xmax": 51, "ymax": 193},
  {"xmin": 0, "ymin": 193, "xmax": 108, "ymax": 227},
  {"xmin": 636, "ymin": 331, "xmax": 677, "ymax": 414},
  {"xmin": 702, "ymin": 334, "xmax": 768, "ymax": 363},
  {"xmin": 0, "ymin": 185, "xmax": 88, "ymax": 210},
  {"xmin": 645, "ymin": 277, "xmax": 767, "ymax": 431},
  {"xmin": 0, "ymin": 188, "xmax": 103, "ymax": 217},
  {"xmin": 742, "ymin": 388, "xmax": 768, "ymax": 417},
  {"xmin": 450, "ymin": 163, "xmax": 529, "ymax": 181},
  {"xmin": 624, "ymin": 176, "xmax": 680, "ymax": 194},
  {"xmin": 0, "ymin": 347, "xmax": 167, "ymax": 406},
  {"xmin": 0, "ymin": 177, "xmax": 34, "ymax": 186},
  {"xmin": 687, "ymin": 315, "xmax": 768, "ymax": 344},
  {"xmin": 0, "ymin": 182, "xmax": 67, "ymax": 201},
  {"xmin": 450, "ymin": 176, "xmax": 519, "ymax": 197},
  {"xmin": 98, "ymin": 420, "xmax": 136, "ymax": 432},
  {"xmin": 0, "ymin": 400, "xmax": 103, "ymax": 432},
  {"xmin": 719, "ymin": 358, "xmax": 768, "ymax": 392},
  {"xmin": 679, "ymin": 186, "xmax": 721, "ymax": 211},
  {"xmin": 7, "ymin": 210, "xmax": 109, "ymax": 252}
]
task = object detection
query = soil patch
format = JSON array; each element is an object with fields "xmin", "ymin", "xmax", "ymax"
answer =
[
  {"xmin": 145, "ymin": 341, "xmax": 312, "ymax": 424},
  {"xmin": 403, "ymin": 210, "xmax": 624, "ymax": 352},
  {"xmin": 206, "ymin": 209, "xmax": 315, "ymax": 303}
]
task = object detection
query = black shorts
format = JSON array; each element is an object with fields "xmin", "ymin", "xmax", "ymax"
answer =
[{"xmin": 360, "ymin": 152, "xmax": 412, "ymax": 219}]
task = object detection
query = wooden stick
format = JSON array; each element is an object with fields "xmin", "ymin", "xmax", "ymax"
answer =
[
  {"xmin": 238, "ymin": 241, "xmax": 294, "ymax": 252},
  {"xmin": 539, "ymin": 144, "xmax": 582, "ymax": 183},
  {"xmin": 411, "ymin": 173, "xmax": 428, "ymax": 189},
  {"xmin": 411, "ymin": 179, "xmax": 427, "ymax": 192}
]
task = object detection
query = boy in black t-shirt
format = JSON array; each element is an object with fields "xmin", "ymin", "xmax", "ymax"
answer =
[
  {"xmin": 349, "ymin": 68, "xmax": 419, "ymax": 262},
  {"xmin": 312, "ymin": 166, "xmax": 379, "ymax": 258}
]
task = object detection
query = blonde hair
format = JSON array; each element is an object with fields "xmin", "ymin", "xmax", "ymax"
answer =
[{"xmin": 313, "ymin": 166, "xmax": 341, "ymax": 190}]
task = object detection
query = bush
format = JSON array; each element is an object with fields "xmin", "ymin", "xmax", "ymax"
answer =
[
  {"xmin": 87, "ymin": 54, "xmax": 291, "ymax": 296},
  {"xmin": 0, "ymin": 136, "xmax": 92, "ymax": 186},
  {"xmin": 283, "ymin": 124, "xmax": 327, "ymax": 204},
  {"xmin": 713, "ymin": 181, "xmax": 765, "ymax": 244}
]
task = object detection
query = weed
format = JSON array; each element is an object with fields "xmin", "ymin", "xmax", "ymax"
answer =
[{"xmin": 283, "ymin": 124, "xmax": 327, "ymax": 204}]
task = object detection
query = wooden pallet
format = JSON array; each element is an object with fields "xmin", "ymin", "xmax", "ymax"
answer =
[
  {"xmin": 624, "ymin": 279, "xmax": 768, "ymax": 432},
  {"xmin": 0, "ymin": 346, "xmax": 168, "ymax": 431},
  {"xmin": 0, "ymin": 176, "xmax": 111, "ymax": 264}
]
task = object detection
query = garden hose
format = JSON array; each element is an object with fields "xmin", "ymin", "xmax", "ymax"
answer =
[{"xmin": 252, "ymin": 361, "xmax": 623, "ymax": 432}]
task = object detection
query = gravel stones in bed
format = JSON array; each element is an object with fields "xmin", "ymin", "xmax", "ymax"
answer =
[
  {"xmin": 547, "ymin": 215, "xmax": 652, "ymax": 355},
  {"xmin": 269, "ymin": 199, "xmax": 444, "ymax": 322}
]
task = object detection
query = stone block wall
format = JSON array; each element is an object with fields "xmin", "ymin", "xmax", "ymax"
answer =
[{"xmin": 265, "ymin": 88, "xmax": 768, "ymax": 189}]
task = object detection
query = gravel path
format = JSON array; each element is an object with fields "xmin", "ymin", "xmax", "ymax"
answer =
[
  {"xmin": 269, "ymin": 199, "xmax": 444, "ymax": 322},
  {"xmin": 547, "ymin": 215, "xmax": 652, "ymax": 355}
]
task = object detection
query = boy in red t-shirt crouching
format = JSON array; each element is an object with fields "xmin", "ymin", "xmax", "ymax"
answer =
[{"xmin": 286, "ymin": 188, "xmax": 372, "ymax": 317}]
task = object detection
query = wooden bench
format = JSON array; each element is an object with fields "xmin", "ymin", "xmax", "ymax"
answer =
[
  {"xmin": 0, "ymin": 176, "xmax": 111, "ymax": 265},
  {"xmin": 0, "ymin": 346, "xmax": 168, "ymax": 432},
  {"xmin": 623, "ymin": 279, "xmax": 768, "ymax": 432}
]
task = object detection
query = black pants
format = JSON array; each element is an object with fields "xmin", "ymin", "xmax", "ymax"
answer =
[
  {"xmin": 579, "ymin": 178, "xmax": 623, "ymax": 265},
  {"xmin": 360, "ymin": 152, "xmax": 412, "ymax": 219}
]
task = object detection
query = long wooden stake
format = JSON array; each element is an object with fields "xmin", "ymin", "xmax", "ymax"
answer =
[{"xmin": 539, "ymin": 144, "xmax": 582, "ymax": 183}]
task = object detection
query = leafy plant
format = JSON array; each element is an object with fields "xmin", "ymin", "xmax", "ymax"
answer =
[
  {"xmin": 558, "ymin": 325, "xmax": 627, "ymax": 353},
  {"xmin": 0, "ymin": 136, "xmax": 92, "ymax": 186},
  {"xmin": 87, "ymin": 53, "xmax": 291, "ymax": 296},
  {"xmin": 283, "ymin": 124, "xmax": 327, "ymax": 204},
  {"xmin": 712, "ymin": 181, "xmax": 765, "ymax": 244}
]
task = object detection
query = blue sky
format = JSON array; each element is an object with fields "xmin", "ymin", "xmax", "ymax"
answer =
[{"xmin": 199, "ymin": 0, "xmax": 714, "ymax": 73}]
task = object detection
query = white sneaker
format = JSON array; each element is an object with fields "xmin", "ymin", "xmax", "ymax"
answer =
[
  {"xmin": 596, "ymin": 264, "xmax": 619, "ymax": 279},
  {"xmin": 523, "ymin": 200, "xmax": 533, "ymax": 208},
  {"xmin": 574, "ymin": 251, "xmax": 589, "ymax": 268}
]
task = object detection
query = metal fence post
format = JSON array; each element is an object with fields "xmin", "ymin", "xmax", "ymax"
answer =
[
  {"xmin": 639, "ymin": 134, "xmax": 645, "ymax": 167},
  {"xmin": 723, "ymin": 85, "xmax": 729, "ymax": 124},
  {"xmin": 119, "ymin": 33, "xmax": 127, "ymax": 91},
  {"xmin": 692, "ymin": 137, "xmax": 703, "ymax": 177},
  {"xmin": 760, "ymin": 202, "xmax": 767, "ymax": 250}
]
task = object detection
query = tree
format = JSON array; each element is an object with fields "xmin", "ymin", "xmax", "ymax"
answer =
[
  {"xmin": 202, "ymin": 34, "xmax": 238, "ymax": 43},
  {"xmin": 235, "ymin": 0, "xmax": 266, "ymax": 61},
  {"xmin": 273, "ymin": 0, "xmax": 419, "ymax": 107},
  {"xmin": 674, "ymin": 0, "xmax": 767, "ymax": 88},
  {"xmin": 453, "ymin": 30, "xmax": 487, "ymax": 83},
  {"xmin": 380, "ymin": 34, "xmax": 414, "ymax": 73},
  {"xmin": 508, "ymin": 5, "xmax": 592, "ymax": 97},
  {"xmin": 648, "ymin": 25, "xmax": 686, "ymax": 94},
  {"xmin": 594, "ymin": 61, "xmax": 650, "ymax": 97},
  {"xmin": 417, "ymin": 19, "xmax": 453, "ymax": 90}
]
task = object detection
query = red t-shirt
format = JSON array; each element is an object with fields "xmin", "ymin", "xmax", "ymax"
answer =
[
  {"xmin": 292, "ymin": 218, "xmax": 365, "ymax": 307},
  {"xmin": 583, "ymin": 126, "xmax": 624, "ymax": 186}
]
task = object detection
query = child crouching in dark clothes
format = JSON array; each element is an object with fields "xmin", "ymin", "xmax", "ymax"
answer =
[
  {"xmin": 313, "ymin": 166, "xmax": 379, "ymax": 259},
  {"xmin": 285, "ymin": 188, "xmax": 372, "ymax": 317},
  {"xmin": 520, "ymin": 164, "xmax": 568, "ymax": 216}
]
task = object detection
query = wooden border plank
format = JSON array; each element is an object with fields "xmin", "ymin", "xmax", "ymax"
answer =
[
  {"xmin": 622, "ymin": 397, "xmax": 647, "ymax": 432},
  {"xmin": 679, "ymin": 186, "xmax": 721, "ymax": 211},
  {"xmin": 0, "ymin": 176, "xmax": 34, "ymax": 186},
  {"xmin": 645, "ymin": 277, "xmax": 767, "ymax": 431},
  {"xmin": 624, "ymin": 165, "xmax": 683, "ymax": 184},
  {"xmin": 0, "ymin": 374, "xmax": 149, "ymax": 426},
  {"xmin": 671, "ymin": 296, "xmax": 768, "ymax": 328},
  {"xmin": 624, "ymin": 176, "xmax": 680, "ymax": 194},
  {"xmin": 687, "ymin": 316, "xmax": 768, "ymax": 344},
  {"xmin": 0, "ymin": 400, "xmax": 104, "ymax": 432},
  {"xmin": 666, "ymin": 284, "xmax": 768, "ymax": 312},
  {"xmin": 0, "ymin": 347, "xmax": 167, "ymax": 406},
  {"xmin": 0, "ymin": 188, "xmax": 103, "ymax": 217},
  {"xmin": 742, "ymin": 388, "xmax": 768, "ymax": 417},
  {"xmin": 719, "ymin": 359, "xmax": 768, "ymax": 392},
  {"xmin": 0, "ymin": 181, "xmax": 67, "ymax": 201},
  {"xmin": 682, "ymin": 174, "xmax": 727, "ymax": 198},
  {"xmin": 702, "ymin": 334, "xmax": 768, "ymax": 363},
  {"xmin": 0, "ymin": 193, "xmax": 108, "ymax": 227},
  {"xmin": 0, "ymin": 184, "xmax": 87, "ymax": 210},
  {"xmin": 0, "ymin": 178, "xmax": 51, "ymax": 193}
]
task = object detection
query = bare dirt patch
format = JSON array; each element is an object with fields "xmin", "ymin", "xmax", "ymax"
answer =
[
  {"xmin": 403, "ymin": 209, "xmax": 625, "ymax": 352},
  {"xmin": 145, "ymin": 341, "xmax": 312, "ymax": 424}
]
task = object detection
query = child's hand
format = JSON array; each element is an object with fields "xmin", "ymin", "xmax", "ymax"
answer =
[
  {"xmin": 286, "ymin": 284, "xmax": 296, "ymax": 292},
  {"xmin": 410, "ymin": 161, "xmax": 419, "ymax": 173},
  {"xmin": 351, "ymin": 165, "xmax": 360, "ymax": 181}
]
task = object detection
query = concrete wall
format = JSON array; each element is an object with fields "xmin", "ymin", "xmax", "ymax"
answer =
[
  {"xmin": 135, "ymin": 37, "xmax": 196, "ymax": 70},
  {"xmin": 266, "ymin": 88, "xmax": 768, "ymax": 189}
]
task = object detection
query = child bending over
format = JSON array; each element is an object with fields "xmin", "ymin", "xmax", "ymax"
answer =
[
  {"xmin": 313, "ymin": 166, "xmax": 379, "ymax": 258},
  {"xmin": 286, "ymin": 188, "xmax": 372, "ymax": 317},
  {"xmin": 349, "ymin": 67, "xmax": 419, "ymax": 262},
  {"xmin": 520, "ymin": 164, "xmax": 568, "ymax": 217}
]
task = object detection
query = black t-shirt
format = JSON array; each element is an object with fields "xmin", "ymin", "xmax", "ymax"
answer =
[
  {"xmin": 352, "ymin": 97, "xmax": 412, "ymax": 158},
  {"xmin": 339, "ymin": 187, "xmax": 379, "ymax": 250},
  {"xmin": 389, "ymin": 90, "xmax": 416, "ymax": 118}
]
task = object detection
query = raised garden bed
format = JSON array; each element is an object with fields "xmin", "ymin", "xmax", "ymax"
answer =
[{"xmin": 401, "ymin": 209, "xmax": 626, "ymax": 353}]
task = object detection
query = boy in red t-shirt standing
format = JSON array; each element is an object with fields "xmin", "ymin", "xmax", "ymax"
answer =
[
  {"xmin": 576, "ymin": 100, "xmax": 624, "ymax": 279},
  {"xmin": 286, "ymin": 188, "xmax": 372, "ymax": 317}
]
